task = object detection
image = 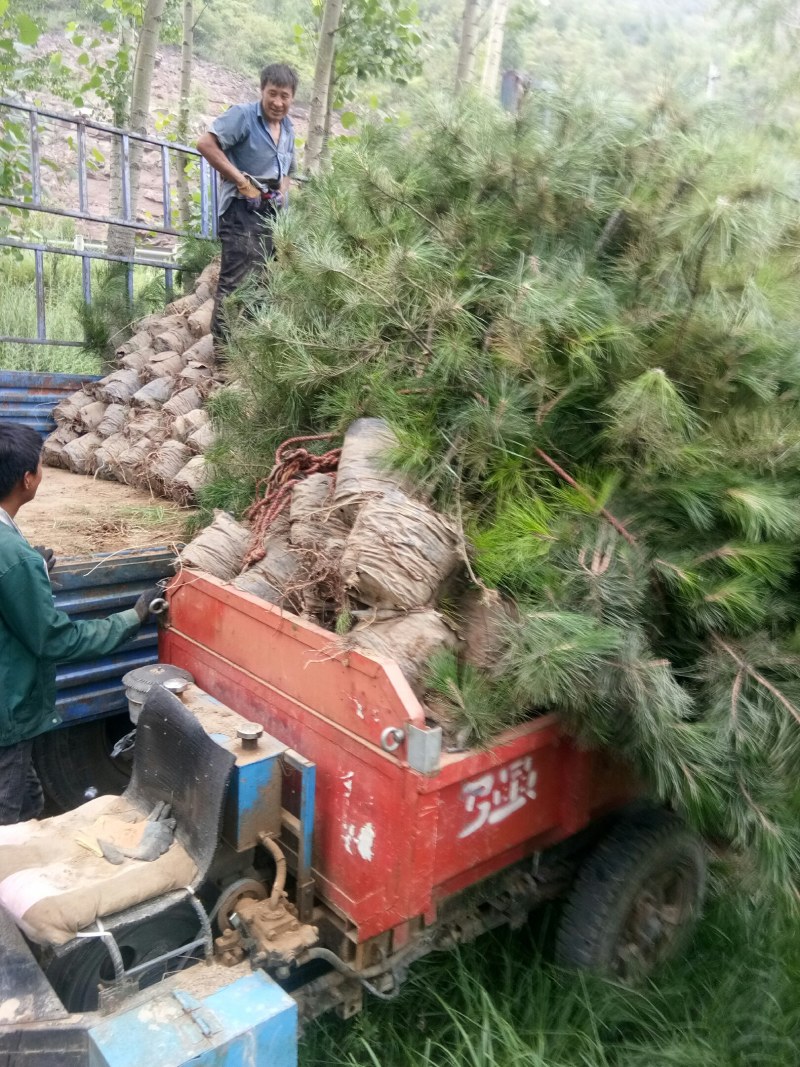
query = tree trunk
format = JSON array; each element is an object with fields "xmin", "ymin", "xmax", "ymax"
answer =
[
  {"xmin": 176, "ymin": 0, "xmax": 194, "ymax": 229},
  {"xmin": 455, "ymin": 0, "xmax": 481, "ymax": 92},
  {"xmin": 480, "ymin": 0, "xmax": 510, "ymax": 96},
  {"xmin": 320, "ymin": 59, "xmax": 336, "ymax": 167},
  {"xmin": 305, "ymin": 0, "xmax": 344, "ymax": 175},
  {"xmin": 107, "ymin": 0, "xmax": 168, "ymax": 258}
]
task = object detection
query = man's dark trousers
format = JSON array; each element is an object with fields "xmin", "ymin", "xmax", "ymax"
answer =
[
  {"xmin": 211, "ymin": 199, "xmax": 276, "ymax": 341},
  {"xmin": 0, "ymin": 740, "xmax": 44, "ymax": 824}
]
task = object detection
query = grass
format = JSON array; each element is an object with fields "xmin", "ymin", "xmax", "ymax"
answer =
[
  {"xmin": 300, "ymin": 878, "xmax": 800, "ymax": 1067},
  {"xmin": 0, "ymin": 246, "xmax": 100, "ymax": 374}
]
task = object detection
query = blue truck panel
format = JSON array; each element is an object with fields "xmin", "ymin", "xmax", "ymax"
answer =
[
  {"xmin": 52, "ymin": 546, "xmax": 177, "ymax": 725},
  {"xmin": 0, "ymin": 370, "xmax": 101, "ymax": 437},
  {"xmin": 87, "ymin": 962, "xmax": 298, "ymax": 1067}
]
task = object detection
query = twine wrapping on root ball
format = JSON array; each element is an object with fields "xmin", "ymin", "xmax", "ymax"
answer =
[{"xmin": 243, "ymin": 433, "xmax": 342, "ymax": 568}]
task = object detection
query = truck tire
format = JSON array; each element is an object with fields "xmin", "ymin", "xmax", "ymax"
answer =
[
  {"xmin": 44, "ymin": 901, "xmax": 200, "ymax": 1012},
  {"xmin": 33, "ymin": 713, "xmax": 134, "ymax": 813},
  {"xmin": 555, "ymin": 809, "xmax": 706, "ymax": 981}
]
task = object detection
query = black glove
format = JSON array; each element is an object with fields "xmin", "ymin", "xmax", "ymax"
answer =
[
  {"xmin": 133, "ymin": 585, "xmax": 165, "ymax": 623},
  {"xmin": 33, "ymin": 546, "xmax": 56, "ymax": 572}
]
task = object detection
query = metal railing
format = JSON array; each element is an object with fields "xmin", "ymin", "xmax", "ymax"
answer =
[{"xmin": 0, "ymin": 97, "xmax": 219, "ymax": 348}]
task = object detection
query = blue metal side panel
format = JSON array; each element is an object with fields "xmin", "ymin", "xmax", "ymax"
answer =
[
  {"xmin": 51, "ymin": 546, "xmax": 177, "ymax": 725},
  {"xmin": 0, "ymin": 370, "xmax": 101, "ymax": 437},
  {"xmin": 88, "ymin": 971, "xmax": 297, "ymax": 1067}
]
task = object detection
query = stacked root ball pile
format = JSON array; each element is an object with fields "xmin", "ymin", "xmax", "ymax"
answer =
[
  {"xmin": 198, "ymin": 93, "xmax": 800, "ymax": 894},
  {"xmin": 42, "ymin": 261, "xmax": 220, "ymax": 504},
  {"xmin": 181, "ymin": 419, "xmax": 465, "ymax": 701}
]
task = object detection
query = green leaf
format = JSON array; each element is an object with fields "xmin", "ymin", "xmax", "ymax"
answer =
[
  {"xmin": 72, "ymin": 33, "xmax": 85, "ymax": 46},
  {"xmin": 15, "ymin": 14, "xmax": 40, "ymax": 46},
  {"xmin": 340, "ymin": 111, "xmax": 358, "ymax": 129},
  {"xmin": 0, "ymin": 0, "xmax": 9, "ymax": 17},
  {"xmin": 77, "ymin": 52, "xmax": 90, "ymax": 66},
  {"xmin": 101, "ymin": 19, "xmax": 115, "ymax": 31}
]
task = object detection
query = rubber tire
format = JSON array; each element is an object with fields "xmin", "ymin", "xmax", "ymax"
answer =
[
  {"xmin": 555, "ymin": 809, "xmax": 706, "ymax": 979},
  {"xmin": 33, "ymin": 713, "xmax": 133, "ymax": 813},
  {"xmin": 44, "ymin": 902, "xmax": 201, "ymax": 1013}
]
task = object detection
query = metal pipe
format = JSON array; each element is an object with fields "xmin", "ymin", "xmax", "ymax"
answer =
[
  {"xmin": 1, "ymin": 97, "xmax": 201, "ymax": 154},
  {"xmin": 81, "ymin": 253, "xmax": 91, "ymax": 305},
  {"xmin": 0, "ymin": 336, "xmax": 83, "ymax": 347},
  {"xmin": 161, "ymin": 143, "xmax": 172, "ymax": 230},
  {"xmin": 33, "ymin": 249, "xmax": 45, "ymax": 340},
  {"xmin": 302, "ymin": 948, "xmax": 402, "ymax": 1001},
  {"xmin": 0, "ymin": 235, "xmax": 180, "ymax": 271},
  {"xmin": 0, "ymin": 196, "xmax": 190, "ymax": 237},
  {"xmin": 199, "ymin": 157, "xmax": 209, "ymax": 237},
  {"xmin": 120, "ymin": 134, "xmax": 131, "ymax": 221},
  {"xmin": 258, "ymin": 832, "xmax": 287, "ymax": 907},
  {"xmin": 76, "ymin": 121, "xmax": 88, "ymax": 213},
  {"xmin": 28, "ymin": 110, "xmax": 41, "ymax": 206}
]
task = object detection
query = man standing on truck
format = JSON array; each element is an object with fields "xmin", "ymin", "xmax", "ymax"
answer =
[
  {"xmin": 0, "ymin": 424, "xmax": 162, "ymax": 824},
  {"xmin": 196, "ymin": 62, "xmax": 298, "ymax": 343}
]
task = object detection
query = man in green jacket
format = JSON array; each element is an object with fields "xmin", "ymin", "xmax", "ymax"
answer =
[{"xmin": 0, "ymin": 423, "xmax": 161, "ymax": 824}]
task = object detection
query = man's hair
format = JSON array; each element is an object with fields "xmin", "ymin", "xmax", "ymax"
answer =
[
  {"xmin": 0, "ymin": 423, "xmax": 42, "ymax": 500},
  {"xmin": 260, "ymin": 63, "xmax": 299, "ymax": 94}
]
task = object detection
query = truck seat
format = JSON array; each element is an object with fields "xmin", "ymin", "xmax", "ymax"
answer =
[{"xmin": 0, "ymin": 687, "xmax": 235, "ymax": 947}]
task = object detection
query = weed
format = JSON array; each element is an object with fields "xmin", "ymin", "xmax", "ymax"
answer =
[{"xmin": 300, "ymin": 880, "xmax": 800, "ymax": 1067}]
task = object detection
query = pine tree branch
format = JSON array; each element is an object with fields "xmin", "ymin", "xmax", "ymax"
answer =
[
  {"xmin": 534, "ymin": 447, "xmax": 638, "ymax": 546},
  {"xmin": 712, "ymin": 634, "xmax": 800, "ymax": 728}
]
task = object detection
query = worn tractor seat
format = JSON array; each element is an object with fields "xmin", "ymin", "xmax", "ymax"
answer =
[
  {"xmin": 0, "ymin": 795, "xmax": 196, "ymax": 946},
  {"xmin": 0, "ymin": 686, "xmax": 235, "ymax": 949}
]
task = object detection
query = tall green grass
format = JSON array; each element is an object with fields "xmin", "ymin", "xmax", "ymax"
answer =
[
  {"xmin": 300, "ymin": 882, "xmax": 799, "ymax": 1067},
  {"xmin": 0, "ymin": 246, "xmax": 100, "ymax": 374}
]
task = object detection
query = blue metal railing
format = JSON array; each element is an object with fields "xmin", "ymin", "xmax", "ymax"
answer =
[{"xmin": 0, "ymin": 97, "xmax": 219, "ymax": 348}]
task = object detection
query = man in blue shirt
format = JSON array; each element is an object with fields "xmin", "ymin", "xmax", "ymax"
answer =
[{"xmin": 197, "ymin": 62, "xmax": 298, "ymax": 343}]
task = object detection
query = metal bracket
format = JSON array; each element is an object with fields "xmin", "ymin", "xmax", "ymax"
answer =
[{"xmin": 406, "ymin": 723, "xmax": 442, "ymax": 774}]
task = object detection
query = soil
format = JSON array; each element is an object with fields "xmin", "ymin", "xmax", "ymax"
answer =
[{"xmin": 14, "ymin": 468, "xmax": 191, "ymax": 556}]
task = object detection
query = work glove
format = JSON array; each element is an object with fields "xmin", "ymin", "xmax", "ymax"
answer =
[
  {"xmin": 133, "ymin": 584, "xmax": 165, "ymax": 623},
  {"xmin": 33, "ymin": 545, "xmax": 56, "ymax": 572},
  {"xmin": 236, "ymin": 175, "xmax": 263, "ymax": 211},
  {"xmin": 98, "ymin": 802, "xmax": 177, "ymax": 865}
]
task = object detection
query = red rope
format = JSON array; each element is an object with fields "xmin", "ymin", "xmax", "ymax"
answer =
[{"xmin": 243, "ymin": 433, "xmax": 342, "ymax": 568}]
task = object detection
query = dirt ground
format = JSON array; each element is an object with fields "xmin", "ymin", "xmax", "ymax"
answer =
[{"xmin": 15, "ymin": 468, "xmax": 192, "ymax": 556}]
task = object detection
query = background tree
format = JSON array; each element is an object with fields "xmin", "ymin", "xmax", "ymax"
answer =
[
  {"xmin": 106, "ymin": 0, "xmax": 168, "ymax": 256},
  {"xmin": 176, "ymin": 0, "xmax": 194, "ymax": 227},
  {"xmin": 454, "ymin": 0, "xmax": 481, "ymax": 90},
  {"xmin": 305, "ymin": 0, "xmax": 345, "ymax": 173},
  {"xmin": 480, "ymin": 0, "xmax": 511, "ymax": 94}
]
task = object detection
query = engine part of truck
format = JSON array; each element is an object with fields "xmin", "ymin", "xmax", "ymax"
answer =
[
  {"xmin": 121, "ymin": 663, "xmax": 194, "ymax": 722},
  {"xmin": 217, "ymin": 892, "xmax": 319, "ymax": 970}
]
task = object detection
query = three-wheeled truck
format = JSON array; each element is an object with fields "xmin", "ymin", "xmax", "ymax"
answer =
[{"xmin": 0, "ymin": 568, "xmax": 706, "ymax": 1066}]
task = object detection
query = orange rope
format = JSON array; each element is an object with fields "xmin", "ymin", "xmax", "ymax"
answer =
[{"xmin": 243, "ymin": 433, "xmax": 341, "ymax": 568}]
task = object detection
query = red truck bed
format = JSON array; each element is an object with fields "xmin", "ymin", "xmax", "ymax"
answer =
[{"xmin": 161, "ymin": 572, "xmax": 631, "ymax": 942}]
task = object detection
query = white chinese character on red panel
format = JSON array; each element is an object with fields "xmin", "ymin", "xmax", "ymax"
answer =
[{"xmin": 458, "ymin": 757, "xmax": 538, "ymax": 839}]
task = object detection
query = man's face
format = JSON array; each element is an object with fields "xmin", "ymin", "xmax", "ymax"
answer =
[
  {"xmin": 22, "ymin": 460, "xmax": 42, "ymax": 503},
  {"xmin": 261, "ymin": 81, "xmax": 294, "ymax": 123}
]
